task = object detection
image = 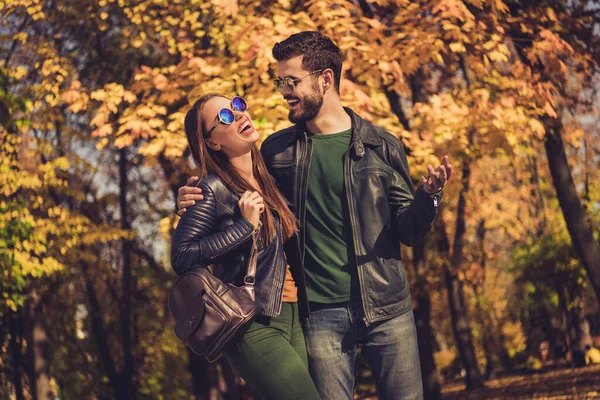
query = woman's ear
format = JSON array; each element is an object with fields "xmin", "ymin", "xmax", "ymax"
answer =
[{"xmin": 206, "ymin": 139, "xmax": 221, "ymax": 151}]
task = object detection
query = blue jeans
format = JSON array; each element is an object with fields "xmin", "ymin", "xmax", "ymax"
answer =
[{"xmin": 304, "ymin": 300, "xmax": 423, "ymax": 400}]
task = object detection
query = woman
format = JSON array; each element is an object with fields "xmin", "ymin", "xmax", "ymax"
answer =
[{"xmin": 171, "ymin": 93, "xmax": 320, "ymax": 400}]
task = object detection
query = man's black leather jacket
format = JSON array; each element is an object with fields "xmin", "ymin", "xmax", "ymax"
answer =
[
  {"xmin": 260, "ymin": 107, "xmax": 438, "ymax": 325},
  {"xmin": 171, "ymin": 173, "xmax": 309, "ymax": 319}
]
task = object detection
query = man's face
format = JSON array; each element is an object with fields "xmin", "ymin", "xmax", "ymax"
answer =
[{"xmin": 276, "ymin": 56, "xmax": 324, "ymax": 124}]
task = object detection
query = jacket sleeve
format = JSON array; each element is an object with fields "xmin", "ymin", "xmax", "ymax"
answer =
[
  {"xmin": 387, "ymin": 138, "xmax": 438, "ymax": 247},
  {"xmin": 170, "ymin": 179, "xmax": 255, "ymax": 275}
]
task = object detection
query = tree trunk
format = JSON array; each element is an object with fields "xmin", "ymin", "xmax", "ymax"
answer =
[
  {"xmin": 444, "ymin": 269, "xmax": 484, "ymax": 389},
  {"xmin": 506, "ymin": 12, "xmax": 600, "ymax": 304},
  {"xmin": 82, "ymin": 261, "xmax": 122, "ymax": 397},
  {"xmin": 412, "ymin": 238, "xmax": 442, "ymax": 400},
  {"xmin": 118, "ymin": 147, "xmax": 135, "ymax": 400},
  {"xmin": 28, "ymin": 287, "xmax": 52, "ymax": 399},
  {"xmin": 473, "ymin": 220, "xmax": 496, "ymax": 378},
  {"xmin": 473, "ymin": 219, "xmax": 511, "ymax": 376},
  {"xmin": 543, "ymin": 119, "xmax": 600, "ymax": 303},
  {"xmin": 569, "ymin": 306, "xmax": 593, "ymax": 367},
  {"xmin": 558, "ymin": 288, "xmax": 575, "ymax": 366},
  {"xmin": 439, "ymin": 160, "xmax": 484, "ymax": 389},
  {"xmin": 9, "ymin": 310, "xmax": 25, "ymax": 400},
  {"xmin": 386, "ymin": 68, "xmax": 442, "ymax": 399}
]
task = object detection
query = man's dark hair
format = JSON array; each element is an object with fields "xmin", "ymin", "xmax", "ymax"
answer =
[{"xmin": 272, "ymin": 31, "xmax": 342, "ymax": 92}]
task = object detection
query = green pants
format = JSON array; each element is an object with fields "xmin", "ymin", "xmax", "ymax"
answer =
[{"xmin": 226, "ymin": 302, "xmax": 320, "ymax": 400}]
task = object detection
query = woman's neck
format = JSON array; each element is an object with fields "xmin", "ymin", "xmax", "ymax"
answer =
[{"xmin": 229, "ymin": 151, "xmax": 259, "ymax": 189}]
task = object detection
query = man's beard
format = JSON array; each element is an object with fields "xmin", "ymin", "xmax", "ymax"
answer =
[{"xmin": 287, "ymin": 85, "xmax": 323, "ymax": 124}]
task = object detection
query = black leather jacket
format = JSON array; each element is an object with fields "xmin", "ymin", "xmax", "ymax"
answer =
[
  {"xmin": 260, "ymin": 107, "xmax": 438, "ymax": 325},
  {"xmin": 171, "ymin": 173, "xmax": 309, "ymax": 319}
]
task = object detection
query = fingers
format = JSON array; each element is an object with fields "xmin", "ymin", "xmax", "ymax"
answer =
[
  {"xmin": 177, "ymin": 179, "xmax": 203, "ymax": 211},
  {"xmin": 440, "ymin": 155, "xmax": 453, "ymax": 179},
  {"xmin": 239, "ymin": 191, "xmax": 252, "ymax": 206},
  {"xmin": 186, "ymin": 176, "xmax": 200, "ymax": 186},
  {"xmin": 438, "ymin": 165, "xmax": 447, "ymax": 186},
  {"xmin": 423, "ymin": 164, "xmax": 442, "ymax": 193},
  {"xmin": 179, "ymin": 186, "xmax": 203, "ymax": 196},
  {"xmin": 427, "ymin": 164, "xmax": 437, "ymax": 178},
  {"xmin": 247, "ymin": 191, "xmax": 262, "ymax": 201},
  {"xmin": 239, "ymin": 191, "xmax": 263, "ymax": 206},
  {"xmin": 422, "ymin": 157, "xmax": 453, "ymax": 194},
  {"xmin": 178, "ymin": 183, "xmax": 203, "ymax": 201},
  {"xmin": 179, "ymin": 193, "xmax": 204, "ymax": 203},
  {"xmin": 177, "ymin": 208, "xmax": 187, "ymax": 216},
  {"xmin": 443, "ymin": 156, "xmax": 453, "ymax": 180},
  {"xmin": 247, "ymin": 193, "xmax": 264, "ymax": 212},
  {"xmin": 178, "ymin": 200, "xmax": 196, "ymax": 210},
  {"xmin": 427, "ymin": 164, "xmax": 441, "ymax": 185}
]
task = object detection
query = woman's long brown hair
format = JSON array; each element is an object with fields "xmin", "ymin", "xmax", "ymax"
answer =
[{"xmin": 184, "ymin": 93, "xmax": 298, "ymax": 242}]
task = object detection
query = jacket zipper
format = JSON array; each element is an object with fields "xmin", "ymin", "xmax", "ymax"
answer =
[
  {"xmin": 250, "ymin": 223, "xmax": 287, "ymax": 317},
  {"xmin": 298, "ymin": 133, "xmax": 313, "ymax": 262},
  {"xmin": 343, "ymin": 148, "xmax": 371, "ymax": 327},
  {"xmin": 271, "ymin": 229, "xmax": 286, "ymax": 317}
]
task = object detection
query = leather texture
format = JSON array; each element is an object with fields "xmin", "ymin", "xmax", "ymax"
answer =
[
  {"xmin": 260, "ymin": 107, "xmax": 439, "ymax": 325},
  {"xmin": 168, "ymin": 268, "xmax": 259, "ymax": 362},
  {"xmin": 171, "ymin": 173, "xmax": 309, "ymax": 320}
]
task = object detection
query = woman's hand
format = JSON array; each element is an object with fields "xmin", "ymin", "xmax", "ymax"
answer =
[{"xmin": 239, "ymin": 191, "xmax": 264, "ymax": 228}]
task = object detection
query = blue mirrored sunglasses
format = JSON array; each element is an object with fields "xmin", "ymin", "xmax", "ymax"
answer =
[{"xmin": 206, "ymin": 96, "xmax": 247, "ymax": 136}]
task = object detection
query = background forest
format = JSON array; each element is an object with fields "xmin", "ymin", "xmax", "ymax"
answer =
[{"xmin": 2, "ymin": 0, "xmax": 600, "ymax": 399}]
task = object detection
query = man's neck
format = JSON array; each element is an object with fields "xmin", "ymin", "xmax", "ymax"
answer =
[{"xmin": 306, "ymin": 101, "xmax": 351, "ymax": 135}]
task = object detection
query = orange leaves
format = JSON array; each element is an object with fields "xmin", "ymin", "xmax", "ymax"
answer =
[
  {"xmin": 60, "ymin": 80, "xmax": 90, "ymax": 114},
  {"xmin": 543, "ymin": 102, "xmax": 558, "ymax": 119},
  {"xmin": 112, "ymin": 103, "xmax": 168, "ymax": 148},
  {"xmin": 211, "ymin": 0, "xmax": 238, "ymax": 18},
  {"xmin": 432, "ymin": 0, "xmax": 475, "ymax": 22},
  {"xmin": 535, "ymin": 29, "xmax": 575, "ymax": 57},
  {"xmin": 90, "ymin": 83, "xmax": 137, "ymax": 138},
  {"xmin": 449, "ymin": 42, "xmax": 467, "ymax": 53}
]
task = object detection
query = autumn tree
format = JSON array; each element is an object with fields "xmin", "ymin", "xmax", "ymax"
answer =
[{"xmin": 3, "ymin": 0, "xmax": 600, "ymax": 398}]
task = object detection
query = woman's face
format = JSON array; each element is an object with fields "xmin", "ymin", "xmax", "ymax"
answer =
[{"xmin": 201, "ymin": 96, "xmax": 259, "ymax": 157}]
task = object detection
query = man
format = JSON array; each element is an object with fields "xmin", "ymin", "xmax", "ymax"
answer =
[{"xmin": 177, "ymin": 31, "xmax": 451, "ymax": 400}]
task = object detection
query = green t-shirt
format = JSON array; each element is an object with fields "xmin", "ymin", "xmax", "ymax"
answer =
[{"xmin": 304, "ymin": 129, "xmax": 359, "ymax": 303}]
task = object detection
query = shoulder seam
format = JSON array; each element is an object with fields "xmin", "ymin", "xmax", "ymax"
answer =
[{"xmin": 203, "ymin": 175, "xmax": 236, "ymax": 213}]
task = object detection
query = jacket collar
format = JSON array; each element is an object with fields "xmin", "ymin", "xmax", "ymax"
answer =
[{"xmin": 345, "ymin": 107, "xmax": 382, "ymax": 148}]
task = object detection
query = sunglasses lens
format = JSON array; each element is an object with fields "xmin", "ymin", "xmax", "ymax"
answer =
[
  {"xmin": 285, "ymin": 77, "xmax": 295, "ymax": 91},
  {"xmin": 219, "ymin": 108, "xmax": 235, "ymax": 124},
  {"xmin": 232, "ymin": 97, "xmax": 247, "ymax": 112},
  {"xmin": 273, "ymin": 79, "xmax": 283, "ymax": 91}
]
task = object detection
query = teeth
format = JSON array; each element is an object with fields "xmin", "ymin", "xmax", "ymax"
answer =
[{"xmin": 239, "ymin": 121, "xmax": 250, "ymax": 134}]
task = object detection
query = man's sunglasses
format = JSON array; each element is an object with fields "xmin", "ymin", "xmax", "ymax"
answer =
[
  {"xmin": 273, "ymin": 70, "xmax": 322, "ymax": 92},
  {"xmin": 206, "ymin": 96, "xmax": 248, "ymax": 136}
]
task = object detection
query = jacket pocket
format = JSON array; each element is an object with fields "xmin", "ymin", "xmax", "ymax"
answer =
[{"xmin": 353, "ymin": 164, "xmax": 393, "ymax": 177}]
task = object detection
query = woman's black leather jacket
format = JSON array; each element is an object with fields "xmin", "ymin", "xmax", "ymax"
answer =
[{"xmin": 171, "ymin": 173, "xmax": 309, "ymax": 319}]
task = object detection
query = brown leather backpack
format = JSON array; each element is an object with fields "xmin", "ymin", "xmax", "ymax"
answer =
[{"xmin": 168, "ymin": 234, "xmax": 259, "ymax": 362}]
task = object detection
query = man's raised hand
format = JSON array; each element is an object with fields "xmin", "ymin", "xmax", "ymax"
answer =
[{"xmin": 421, "ymin": 155, "xmax": 453, "ymax": 194}]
